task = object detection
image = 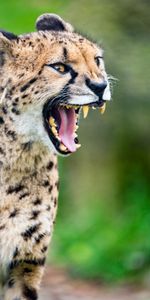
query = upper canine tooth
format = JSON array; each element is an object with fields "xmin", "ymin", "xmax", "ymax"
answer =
[
  {"xmin": 49, "ymin": 117, "xmax": 56, "ymax": 127},
  {"xmin": 83, "ymin": 106, "xmax": 89, "ymax": 118},
  {"xmin": 99, "ymin": 102, "xmax": 106, "ymax": 114}
]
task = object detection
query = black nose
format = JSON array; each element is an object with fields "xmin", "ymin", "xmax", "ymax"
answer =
[{"xmin": 86, "ymin": 78, "xmax": 107, "ymax": 97}]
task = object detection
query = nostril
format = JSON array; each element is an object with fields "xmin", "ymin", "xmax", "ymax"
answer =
[{"xmin": 85, "ymin": 78, "xmax": 107, "ymax": 97}]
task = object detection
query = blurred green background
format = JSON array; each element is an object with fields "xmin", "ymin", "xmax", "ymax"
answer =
[{"xmin": 1, "ymin": 0, "xmax": 150, "ymax": 284}]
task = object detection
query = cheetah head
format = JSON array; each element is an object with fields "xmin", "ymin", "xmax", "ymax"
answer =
[{"xmin": 0, "ymin": 14, "xmax": 111, "ymax": 156}]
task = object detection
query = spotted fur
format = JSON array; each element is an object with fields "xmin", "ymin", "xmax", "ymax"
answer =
[{"xmin": 0, "ymin": 13, "xmax": 111, "ymax": 299}]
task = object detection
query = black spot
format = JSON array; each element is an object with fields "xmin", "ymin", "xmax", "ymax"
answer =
[
  {"xmin": 19, "ymin": 192, "xmax": 30, "ymax": 200},
  {"xmin": 35, "ymin": 233, "xmax": 45, "ymax": 244},
  {"xmin": 22, "ymin": 94, "xmax": 28, "ymax": 99},
  {"xmin": 41, "ymin": 246, "xmax": 48, "ymax": 253},
  {"xmin": 5, "ymin": 129, "xmax": 17, "ymax": 140},
  {"xmin": 47, "ymin": 161, "xmax": 54, "ymax": 170},
  {"xmin": 9, "ymin": 208, "xmax": 19, "ymax": 218},
  {"xmin": 0, "ymin": 117, "xmax": 4, "ymax": 124},
  {"xmin": 7, "ymin": 278, "xmax": 15, "ymax": 288},
  {"xmin": 54, "ymin": 197, "xmax": 57, "ymax": 207},
  {"xmin": 0, "ymin": 225, "xmax": 5, "ymax": 230},
  {"xmin": 33, "ymin": 198, "xmax": 42, "ymax": 205},
  {"xmin": 2, "ymin": 106, "xmax": 7, "ymax": 114},
  {"xmin": 42, "ymin": 180, "xmax": 49, "ymax": 187},
  {"xmin": 55, "ymin": 180, "xmax": 59, "ymax": 189},
  {"xmin": 21, "ymin": 224, "xmax": 40, "ymax": 240},
  {"xmin": 11, "ymin": 107, "xmax": 20, "ymax": 115},
  {"xmin": 30, "ymin": 210, "xmax": 40, "ymax": 220},
  {"xmin": 21, "ymin": 142, "xmax": 32, "ymax": 151},
  {"xmin": 0, "ymin": 147, "xmax": 4, "ymax": 154},
  {"xmin": 0, "ymin": 30, "xmax": 18, "ymax": 40},
  {"xmin": 9, "ymin": 257, "xmax": 45, "ymax": 270},
  {"xmin": 14, "ymin": 97, "xmax": 19, "ymax": 103},
  {"xmin": 13, "ymin": 247, "xmax": 19, "ymax": 258},
  {"xmin": 23, "ymin": 267, "xmax": 32, "ymax": 274},
  {"xmin": 23, "ymin": 285, "xmax": 37, "ymax": 300},
  {"xmin": 7, "ymin": 184, "xmax": 24, "ymax": 194},
  {"xmin": 63, "ymin": 47, "xmax": 68, "ymax": 60},
  {"xmin": 20, "ymin": 78, "xmax": 37, "ymax": 92},
  {"xmin": 46, "ymin": 205, "xmax": 50, "ymax": 211},
  {"xmin": 48, "ymin": 185, "xmax": 53, "ymax": 193},
  {"xmin": 0, "ymin": 50, "xmax": 5, "ymax": 66}
]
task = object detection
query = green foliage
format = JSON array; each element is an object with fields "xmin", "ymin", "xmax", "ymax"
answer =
[{"xmin": 0, "ymin": 0, "xmax": 149, "ymax": 283}]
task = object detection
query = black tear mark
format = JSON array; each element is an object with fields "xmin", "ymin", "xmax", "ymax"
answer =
[
  {"xmin": 23, "ymin": 285, "xmax": 37, "ymax": 300},
  {"xmin": 20, "ymin": 78, "xmax": 37, "ymax": 92},
  {"xmin": 7, "ymin": 184, "xmax": 24, "ymax": 194}
]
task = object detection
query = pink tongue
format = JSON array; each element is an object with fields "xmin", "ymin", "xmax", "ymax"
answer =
[{"xmin": 59, "ymin": 108, "xmax": 76, "ymax": 152}]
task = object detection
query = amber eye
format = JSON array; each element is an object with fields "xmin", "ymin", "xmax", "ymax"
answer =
[
  {"xmin": 50, "ymin": 63, "xmax": 69, "ymax": 74},
  {"xmin": 95, "ymin": 56, "xmax": 103, "ymax": 67}
]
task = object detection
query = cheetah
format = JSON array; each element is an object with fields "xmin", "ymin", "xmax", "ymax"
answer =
[{"xmin": 0, "ymin": 13, "xmax": 111, "ymax": 300}]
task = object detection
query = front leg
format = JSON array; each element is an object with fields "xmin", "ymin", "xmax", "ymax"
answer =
[{"xmin": 3, "ymin": 261, "xmax": 45, "ymax": 300}]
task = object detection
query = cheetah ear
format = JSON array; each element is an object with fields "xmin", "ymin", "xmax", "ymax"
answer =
[
  {"xmin": 36, "ymin": 13, "xmax": 74, "ymax": 32},
  {"xmin": 0, "ymin": 31, "xmax": 17, "ymax": 54},
  {"xmin": 0, "ymin": 31, "xmax": 17, "ymax": 66}
]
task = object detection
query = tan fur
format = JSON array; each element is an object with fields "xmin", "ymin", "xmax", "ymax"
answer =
[{"xmin": 0, "ymin": 14, "xmax": 110, "ymax": 300}]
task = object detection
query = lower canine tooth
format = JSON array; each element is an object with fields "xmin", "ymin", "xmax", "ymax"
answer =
[
  {"xmin": 83, "ymin": 106, "xmax": 89, "ymax": 118},
  {"xmin": 76, "ymin": 144, "xmax": 81, "ymax": 149},
  {"xmin": 99, "ymin": 102, "xmax": 106, "ymax": 114},
  {"xmin": 60, "ymin": 144, "xmax": 67, "ymax": 151}
]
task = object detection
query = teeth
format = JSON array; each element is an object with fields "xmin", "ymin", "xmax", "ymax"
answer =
[
  {"xmin": 51, "ymin": 126, "xmax": 58, "ymax": 137},
  {"xmin": 76, "ymin": 144, "xmax": 81, "ymax": 149},
  {"xmin": 83, "ymin": 106, "xmax": 89, "ymax": 118},
  {"xmin": 60, "ymin": 143, "xmax": 67, "ymax": 151},
  {"xmin": 49, "ymin": 117, "xmax": 56, "ymax": 127},
  {"xmin": 75, "ymin": 124, "xmax": 79, "ymax": 131},
  {"xmin": 99, "ymin": 103, "xmax": 106, "ymax": 114}
]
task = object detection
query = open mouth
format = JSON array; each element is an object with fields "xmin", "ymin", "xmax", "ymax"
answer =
[{"xmin": 43, "ymin": 99, "xmax": 106, "ymax": 155}]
